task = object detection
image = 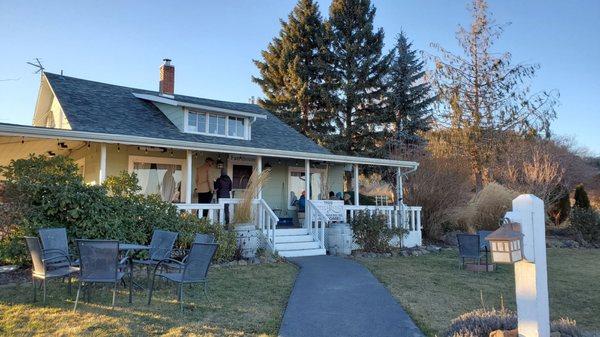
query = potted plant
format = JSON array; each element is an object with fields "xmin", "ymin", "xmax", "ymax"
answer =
[{"xmin": 231, "ymin": 169, "xmax": 270, "ymax": 259}]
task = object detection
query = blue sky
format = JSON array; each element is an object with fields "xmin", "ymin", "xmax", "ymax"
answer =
[{"xmin": 1, "ymin": 0, "xmax": 598, "ymax": 153}]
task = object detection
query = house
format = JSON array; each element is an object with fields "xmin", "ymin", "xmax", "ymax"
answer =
[{"xmin": 0, "ymin": 59, "xmax": 422, "ymax": 257}]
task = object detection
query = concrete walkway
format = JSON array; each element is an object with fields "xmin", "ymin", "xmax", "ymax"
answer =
[{"xmin": 279, "ymin": 256, "xmax": 425, "ymax": 337}]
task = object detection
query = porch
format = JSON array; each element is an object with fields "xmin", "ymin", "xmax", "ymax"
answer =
[{"xmin": 0, "ymin": 124, "xmax": 422, "ymax": 257}]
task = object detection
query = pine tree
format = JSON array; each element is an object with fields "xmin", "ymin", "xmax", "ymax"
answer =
[
  {"xmin": 574, "ymin": 184, "xmax": 591, "ymax": 209},
  {"xmin": 253, "ymin": 0, "xmax": 331, "ymax": 140},
  {"xmin": 384, "ymin": 31, "xmax": 435, "ymax": 149},
  {"xmin": 324, "ymin": 0, "xmax": 392, "ymax": 156}
]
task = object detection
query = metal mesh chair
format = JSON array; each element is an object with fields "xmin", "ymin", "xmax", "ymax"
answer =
[
  {"xmin": 477, "ymin": 230, "xmax": 493, "ymax": 266},
  {"xmin": 456, "ymin": 233, "xmax": 484, "ymax": 269},
  {"xmin": 147, "ymin": 243, "xmax": 218, "ymax": 311},
  {"xmin": 24, "ymin": 236, "xmax": 79, "ymax": 304},
  {"xmin": 194, "ymin": 233, "xmax": 216, "ymax": 244},
  {"xmin": 73, "ymin": 239, "xmax": 128, "ymax": 311},
  {"xmin": 133, "ymin": 229, "xmax": 178, "ymax": 283},
  {"xmin": 38, "ymin": 228, "xmax": 78, "ymax": 268}
]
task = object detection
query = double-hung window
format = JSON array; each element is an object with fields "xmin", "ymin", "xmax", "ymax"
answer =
[{"xmin": 186, "ymin": 110, "xmax": 245, "ymax": 139}]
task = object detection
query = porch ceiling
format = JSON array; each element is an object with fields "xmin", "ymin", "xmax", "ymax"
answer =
[
  {"xmin": 0, "ymin": 123, "xmax": 419, "ymax": 169},
  {"xmin": 0, "ymin": 136, "xmax": 86, "ymax": 167}
]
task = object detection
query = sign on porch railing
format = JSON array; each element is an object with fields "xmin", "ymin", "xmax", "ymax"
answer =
[{"xmin": 311, "ymin": 200, "xmax": 345, "ymax": 222}]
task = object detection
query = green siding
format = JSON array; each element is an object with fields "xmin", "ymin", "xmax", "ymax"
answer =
[{"xmin": 154, "ymin": 102, "xmax": 185, "ymax": 130}]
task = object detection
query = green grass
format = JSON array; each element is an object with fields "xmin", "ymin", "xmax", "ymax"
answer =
[
  {"xmin": 0, "ymin": 263, "xmax": 297, "ymax": 337},
  {"xmin": 358, "ymin": 248, "xmax": 600, "ymax": 337}
]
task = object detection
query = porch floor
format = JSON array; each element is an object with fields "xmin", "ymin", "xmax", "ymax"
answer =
[{"xmin": 279, "ymin": 256, "xmax": 424, "ymax": 337}]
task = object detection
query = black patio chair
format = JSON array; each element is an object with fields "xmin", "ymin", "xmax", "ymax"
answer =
[
  {"xmin": 477, "ymin": 230, "xmax": 493, "ymax": 266},
  {"xmin": 133, "ymin": 229, "xmax": 178, "ymax": 269},
  {"xmin": 456, "ymin": 233, "xmax": 485, "ymax": 269},
  {"xmin": 194, "ymin": 233, "xmax": 216, "ymax": 244},
  {"xmin": 24, "ymin": 236, "xmax": 79, "ymax": 304},
  {"xmin": 38, "ymin": 228, "xmax": 78, "ymax": 268},
  {"xmin": 73, "ymin": 239, "xmax": 129, "ymax": 311},
  {"xmin": 147, "ymin": 242, "xmax": 218, "ymax": 311}
]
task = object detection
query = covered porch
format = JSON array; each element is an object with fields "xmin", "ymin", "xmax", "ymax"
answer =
[{"xmin": 0, "ymin": 123, "xmax": 422, "ymax": 257}]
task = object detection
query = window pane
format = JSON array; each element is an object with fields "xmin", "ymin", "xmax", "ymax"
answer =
[
  {"xmin": 228, "ymin": 118, "xmax": 236, "ymax": 136},
  {"xmin": 132, "ymin": 162, "xmax": 182, "ymax": 202},
  {"xmin": 217, "ymin": 116, "xmax": 226, "ymax": 135},
  {"xmin": 188, "ymin": 112, "xmax": 197, "ymax": 127},
  {"xmin": 197, "ymin": 113, "xmax": 206, "ymax": 133},
  {"xmin": 208, "ymin": 114, "xmax": 218, "ymax": 134},
  {"xmin": 236, "ymin": 119, "xmax": 245, "ymax": 137}
]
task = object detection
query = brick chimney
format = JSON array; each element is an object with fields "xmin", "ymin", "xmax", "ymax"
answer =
[{"xmin": 159, "ymin": 58, "xmax": 174, "ymax": 95}]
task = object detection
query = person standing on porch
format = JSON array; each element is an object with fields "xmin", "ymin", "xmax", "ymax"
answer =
[
  {"xmin": 195, "ymin": 157, "xmax": 215, "ymax": 217},
  {"xmin": 214, "ymin": 168, "xmax": 232, "ymax": 224}
]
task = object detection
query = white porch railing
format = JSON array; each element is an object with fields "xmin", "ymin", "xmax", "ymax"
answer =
[
  {"xmin": 344, "ymin": 205, "xmax": 422, "ymax": 247},
  {"xmin": 306, "ymin": 199, "xmax": 327, "ymax": 249},
  {"xmin": 175, "ymin": 198, "xmax": 279, "ymax": 252}
]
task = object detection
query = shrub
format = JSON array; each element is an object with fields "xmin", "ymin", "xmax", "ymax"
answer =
[
  {"xmin": 351, "ymin": 211, "xmax": 406, "ymax": 253},
  {"xmin": 0, "ymin": 155, "xmax": 236, "ymax": 264},
  {"xmin": 452, "ymin": 183, "xmax": 518, "ymax": 232},
  {"xmin": 569, "ymin": 207, "xmax": 600, "ymax": 244},
  {"xmin": 403, "ymin": 156, "xmax": 472, "ymax": 240},
  {"xmin": 444, "ymin": 309, "xmax": 583, "ymax": 337},
  {"xmin": 444, "ymin": 309, "xmax": 517, "ymax": 337},
  {"xmin": 573, "ymin": 184, "xmax": 591, "ymax": 209}
]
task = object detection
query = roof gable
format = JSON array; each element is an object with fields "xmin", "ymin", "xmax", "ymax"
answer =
[{"xmin": 43, "ymin": 72, "xmax": 331, "ymax": 155}]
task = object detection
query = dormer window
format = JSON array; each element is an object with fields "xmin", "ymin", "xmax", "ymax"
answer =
[{"xmin": 186, "ymin": 109, "xmax": 248, "ymax": 139}]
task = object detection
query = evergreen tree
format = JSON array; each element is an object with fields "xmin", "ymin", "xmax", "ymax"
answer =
[
  {"xmin": 253, "ymin": 0, "xmax": 331, "ymax": 139},
  {"xmin": 384, "ymin": 31, "xmax": 435, "ymax": 149},
  {"xmin": 574, "ymin": 184, "xmax": 591, "ymax": 209},
  {"xmin": 324, "ymin": 0, "xmax": 392, "ymax": 156}
]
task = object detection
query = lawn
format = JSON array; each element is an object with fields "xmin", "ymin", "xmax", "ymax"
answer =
[
  {"xmin": 358, "ymin": 248, "xmax": 600, "ymax": 337},
  {"xmin": 0, "ymin": 262, "xmax": 297, "ymax": 337}
]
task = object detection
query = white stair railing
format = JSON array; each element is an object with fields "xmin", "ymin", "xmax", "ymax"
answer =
[
  {"xmin": 258, "ymin": 199, "xmax": 279, "ymax": 251},
  {"xmin": 306, "ymin": 199, "xmax": 328, "ymax": 249},
  {"xmin": 176, "ymin": 203, "xmax": 224, "ymax": 223}
]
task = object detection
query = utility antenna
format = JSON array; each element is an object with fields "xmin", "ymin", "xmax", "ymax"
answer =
[{"xmin": 26, "ymin": 58, "xmax": 45, "ymax": 74}]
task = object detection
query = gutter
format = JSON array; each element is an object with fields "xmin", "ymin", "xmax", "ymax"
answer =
[{"xmin": 0, "ymin": 123, "xmax": 419, "ymax": 169}]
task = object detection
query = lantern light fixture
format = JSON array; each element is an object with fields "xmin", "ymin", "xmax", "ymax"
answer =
[{"xmin": 485, "ymin": 218, "xmax": 524, "ymax": 264}]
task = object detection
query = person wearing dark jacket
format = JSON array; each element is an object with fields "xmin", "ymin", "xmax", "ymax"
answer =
[{"xmin": 214, "ymin": 169, "xmax": 233, "ymax": 224}]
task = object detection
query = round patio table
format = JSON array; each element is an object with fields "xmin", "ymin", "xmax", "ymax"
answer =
[{"xmin": 119, "ymin": 243, "xmax": 150, "ymax": 303}]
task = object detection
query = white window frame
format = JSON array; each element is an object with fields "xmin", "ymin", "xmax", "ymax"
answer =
[
  {"xmin": 127, "ymin": 155, "xmax": 187, "ymax": 202},
  {"xmin": 287, "ymin": 166, "xmax": 325, "ymax": 210},
  {"xmin": 184, "ymin": 108, "xmax": 248, "ymax": 140}
]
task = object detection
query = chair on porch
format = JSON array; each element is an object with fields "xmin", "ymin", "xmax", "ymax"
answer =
[
  {"xmin": 456, "ymin": 233, "xmax": 485, "ymax": 269},
  {"xmin": 38, "ymin": 228, "xmax": 79, "ymax": 268},
  {"xmin": 147, "ymin": 242, "xmax": 218, "ymax": 311},
  {"xmin": 24, "ymin": 236, "xmax": 79, "ymax": 305}
]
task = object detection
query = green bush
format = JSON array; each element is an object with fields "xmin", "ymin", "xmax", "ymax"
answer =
[
  {"xmin": 350, "ymin": 211, "xmax": 406, "ymax": 253},
  {"xmin": 569, "ymin": 207, "xmax": 600, "ymax": 244},
  {"xmin": 444, "ymin": 309, "xmax": 583, "ymax": 337},
  {"xmin": 0, "ymin": 155, "xmax": 236, "ymax": 264}
]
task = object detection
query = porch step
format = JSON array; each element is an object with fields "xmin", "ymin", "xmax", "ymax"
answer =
[
  {"xmin": 276, "ymin": 234, "xmax": 314, "ymax": 243},
  {"xmin": 275, "ymin": 240, "xmax": 320, "ymax": 251},
  {"xmin": 278, "ymin": 248, "xmax": 326, "ymax": 258},
  {"xmin": 273, "ymin": 227, "xmax": 325, "ymax": 257},
  {"xmin": 275, "ymin": 228, "xmax": 309, "ymax": 236}
]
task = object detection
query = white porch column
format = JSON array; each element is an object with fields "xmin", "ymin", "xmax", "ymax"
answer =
[
  {"xmin": 353, "ymin": 164, "xmax": 359, "ymax": 206},
  {"xmin": 99, "ymin": 143, "xmax": 107, "ymax": 184},
  {"xmin": 256, "ymin": 155, "xmax": 263, "ymax": 199},
  {"xmin": 305, "ymin": 159, "xmax": 310, "ymax": 200},
  {"xmin": 185, "ymin": 150, "xmax": 193, "ymax": 204}
]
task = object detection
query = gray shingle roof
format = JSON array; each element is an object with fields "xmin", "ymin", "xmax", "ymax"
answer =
[{"xmin": 44, "ymin": 72, "xmax": 331, "ymax": 155}]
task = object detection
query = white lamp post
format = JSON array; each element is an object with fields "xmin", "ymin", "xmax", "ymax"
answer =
[{"xmin": 486, "ymin": 194, "xmax": 550, "ymax": 337}]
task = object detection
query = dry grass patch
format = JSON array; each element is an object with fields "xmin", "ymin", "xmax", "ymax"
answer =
[
  {"xmin": 0, "ymin": 263, "xmax": 297, "ymax": 337},
  {"xmin": 358, "ymin": 248, "xmax": 600, "ymax": 337}
]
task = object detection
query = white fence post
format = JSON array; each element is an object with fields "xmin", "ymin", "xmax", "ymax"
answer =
[{"xmin": 505, "ymin": 194, "xmax": 550, "ymax": 337}]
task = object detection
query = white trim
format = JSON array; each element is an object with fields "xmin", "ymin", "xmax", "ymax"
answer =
[
  {"xmin": 0, "ymin": 123, "xmax": 419, "ymax": 168},
  {"xmin": 133, "ymin": 93, "xmax": 267, "ymax": 120},
  {"xmin": 186, "ymin": 150, "xmax": 193, "ymax": 204},
  {"xmin": 127, "ymin": 155, "xmax": 187, "ymax": 202},
  {"xmin": 99, "ymin": 143, "xmax": 107, "ymax": 184}
]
